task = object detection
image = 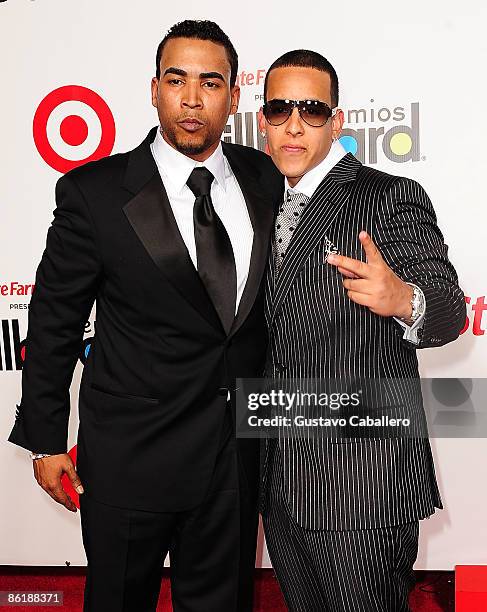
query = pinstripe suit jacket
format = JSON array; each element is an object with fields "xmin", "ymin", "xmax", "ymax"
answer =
[{"xmin": 262, "ymin": 153, "xmax": 466, "ymax": 531}]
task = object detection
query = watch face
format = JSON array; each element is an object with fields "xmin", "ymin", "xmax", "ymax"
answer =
[{"xmin": 411, "ymin": 286, "xmax": 425, "ymax": 319}]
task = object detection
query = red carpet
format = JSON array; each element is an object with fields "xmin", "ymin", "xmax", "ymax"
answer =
[
  {"xmin": 456, "ymin": 565, "xmax": 487, "ymax": 611},
  {"xmin": 0, "ymin": 568, "xmax": 454, "ymax": 611}
]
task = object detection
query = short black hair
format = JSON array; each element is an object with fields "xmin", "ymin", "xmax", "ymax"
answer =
[
  {"xmin": 155, "ymin": 20, "xmax": 238, "ymax": 87},
  {"xmin": 264, "ymin": 49, "xmax": 339, "ymax": 107}
]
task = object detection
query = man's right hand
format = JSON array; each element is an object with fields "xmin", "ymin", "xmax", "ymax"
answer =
[{"xmin": 32, "ymin": 453, "xmax": 84, "ymax": 513}]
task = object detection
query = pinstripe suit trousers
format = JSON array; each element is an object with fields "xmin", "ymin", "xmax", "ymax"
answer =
[{"xmin": 263, "ymin": 440, "xmax": 419, "ymax": 612}]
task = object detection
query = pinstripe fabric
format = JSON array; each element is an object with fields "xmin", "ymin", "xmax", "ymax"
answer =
[
  {"xmin": 261, "ymin": 153, "xmax": 466, "ymax": 532},
  {"xmin": 263, "ymin": 441, "xmax": 419, "ymax": 612}
]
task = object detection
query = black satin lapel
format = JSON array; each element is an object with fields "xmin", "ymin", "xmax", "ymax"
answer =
[
  {"xmin": 226, "ymin": 163, "xmax": 277, "ymax": 338},
  {"xmin": 271, "ymin": 176, "xmax": 351, "ymax": 324},
  {"xmin": 123, "ymin": 173, "xmax": 224, "ymax": 332}
]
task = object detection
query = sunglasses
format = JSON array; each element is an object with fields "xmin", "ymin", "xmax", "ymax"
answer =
[{"xmin": 263, "ymin": 99, "xmax": 336, "ymax": 127}]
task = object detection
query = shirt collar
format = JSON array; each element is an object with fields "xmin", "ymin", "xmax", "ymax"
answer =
[
  {"xmin": 151, "ymin": 126, "xmax": 227, "ymax": 193},
  {"xmin": 285, "ymin": 139, "xmax": 347, "ymax": 199}
]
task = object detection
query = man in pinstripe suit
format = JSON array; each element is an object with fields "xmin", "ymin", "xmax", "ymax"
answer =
[{"xmin": 257, "ymin": 50, "xmax": 466, "ymax": 611}]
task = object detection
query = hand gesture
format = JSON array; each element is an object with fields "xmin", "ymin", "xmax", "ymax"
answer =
[{"xmin": 327, "ymin": 231, "xmax": 413, "ymax": 320}]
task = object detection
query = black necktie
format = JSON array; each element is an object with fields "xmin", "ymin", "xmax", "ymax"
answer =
[{"xmin": 187, "ymin": 166, "xmax": 237, "ymax": 334}]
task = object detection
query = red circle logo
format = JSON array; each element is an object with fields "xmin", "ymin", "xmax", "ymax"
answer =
[{"xmin": 33, "ymin": 85, "xmax": 115, "ymax": 173}]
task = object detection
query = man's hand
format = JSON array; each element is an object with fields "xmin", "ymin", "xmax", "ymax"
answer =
[
  {"xmin": 32, "ymin": 453, "xmax": 84, "ymax": 513},
  {"xmin": 327, "ymin": 231, "xmax": 413, "ymax": 320}
]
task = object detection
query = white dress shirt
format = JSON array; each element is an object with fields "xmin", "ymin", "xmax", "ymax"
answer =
[
  {"xmin": 150, "ymin": 127, "xmax": 253, "ymax": 314},
  {"xmin": 286, "ymin": 139, "xmax": 425, "ymax": 344}
]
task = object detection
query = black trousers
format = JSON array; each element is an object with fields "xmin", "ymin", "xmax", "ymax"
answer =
[
  {"xmin": 262, "ymin": 441, "xmax": 419, "ymax": 612},
  {"xmin": 79, "ymin": 431, "xmax": 258, "ymax": 612}
]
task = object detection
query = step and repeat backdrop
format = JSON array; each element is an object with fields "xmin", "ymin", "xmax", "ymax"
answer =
[{"xmin": 0, "ymin": 0, "xmax": 485, "ymax": 568}]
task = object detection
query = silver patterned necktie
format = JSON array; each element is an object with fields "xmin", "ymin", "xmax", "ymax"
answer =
[{"xmin": 273, "ymin": 189, "xmax": 311, "ymax": 274}]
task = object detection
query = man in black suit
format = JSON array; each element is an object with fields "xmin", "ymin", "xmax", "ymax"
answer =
[
  {"xmin": 8, "ymin": 20, "xmax": 281, "ymax": 612},
  {"xmin": 258, "ymin": 50, "xmax": 466, "ymax": 611}
]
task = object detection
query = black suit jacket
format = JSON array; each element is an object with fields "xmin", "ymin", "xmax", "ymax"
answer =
[
  {"xmin": 9, "ymin": 127, "xmax": 283, "ymax": 512},
  {"xmin": 262, "ymin": 154, "xmax": 466, "ymax": 530}
]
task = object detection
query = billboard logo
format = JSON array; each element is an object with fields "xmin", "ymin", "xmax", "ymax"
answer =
[
  {"xmin": 33, "ymin": 85, "xmax": 116, "ymax": 174},
  {"xmin": 339, "ymin": 101, "xmax": 421, "ymax": 164},
  {"xmin": 226, "ymin": 101, "xmax": 421, "ymax": 164},
  {"xmin": 0, "ymin": 320, "xmax": 24, "ymax": 371},
  {"xmin": 80, "ymin": 337, "xmax": 93, "ymax": 364},
  {"xmin": 224, "ymin": 111, "xmax": 266, "ymax": 151},
  {"xmin": 0, "ymin": 320, "xmax": 93, "ymax": 371}
]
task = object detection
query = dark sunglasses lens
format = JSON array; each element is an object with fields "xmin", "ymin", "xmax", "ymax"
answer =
[
  {"xmin": 265, "ymin": 100, "xmax": 292, "ymax": 125},
  {"xmin": 300, "ymin": 102, "xmax": 332, "ymax": 126}
]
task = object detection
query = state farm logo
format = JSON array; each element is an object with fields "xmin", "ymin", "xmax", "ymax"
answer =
[
  {"xmin": 460, "ymin": 296, "xmax": 486, "ymax": 336},
  {"xmin": 33, "ymin": 85, "xmax": 116, "ymax": 173},
  {"xmin": 235, "ymin": 69, "xmax": 266, "ymax": 88},
  {"xmin": 1, "ymin": 282, "xmax": 35, "ymax": 297}
]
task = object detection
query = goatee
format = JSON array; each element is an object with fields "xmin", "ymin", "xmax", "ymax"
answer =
[{"xmin": 161, "ymin": 126, "xmax": 214, "ymax": 157}]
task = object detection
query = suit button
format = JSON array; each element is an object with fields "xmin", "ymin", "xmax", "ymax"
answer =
[
  {"xmin": 275, "ymin": 363, "xmax": 287, "ymax": 374},
  {"xmin": 218, "ymin": 387, "xmax": 229, "ymax": 396}
]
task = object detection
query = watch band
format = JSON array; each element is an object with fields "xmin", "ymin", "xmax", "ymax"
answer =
[
  {"xmin": 30, "ymin": 452, "xmax": 52, "ymax": 460},
  {"xmin": 400, "ymin": 283, "xmax": 425, "ymax": 324}
]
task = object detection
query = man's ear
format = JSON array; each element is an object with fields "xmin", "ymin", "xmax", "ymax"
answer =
[
  {"xmin": 151, "ymin": 77, "xmax": 159, "ymax": 109},
  {"xmin": 258, "ymin": 107, "xmax": 266, "ymax": 136},
  {"xmin": 229, "ymin": 85, "xmax": 241, "ymax": 115},
  {"xmin": 331, "ymin": 108, "xmax": 345, "ymax": 140}
]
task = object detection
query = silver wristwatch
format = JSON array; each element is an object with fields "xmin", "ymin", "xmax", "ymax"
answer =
[{"xmin": 401, "ymin": 283, "xmax": 425, "ymax": 324}]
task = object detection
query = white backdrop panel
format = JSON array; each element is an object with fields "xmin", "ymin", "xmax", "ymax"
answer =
[{"xmin": 0, "ymin": 0, "xmax": 485, "ymax": 568}]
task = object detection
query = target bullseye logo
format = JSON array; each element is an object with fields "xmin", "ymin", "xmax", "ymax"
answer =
[{"xmin": 33, "ymin": 85, "xmax": 116, "ymax": 173}]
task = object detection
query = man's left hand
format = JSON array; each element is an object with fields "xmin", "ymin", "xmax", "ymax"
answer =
[{"xmin": 327, "ymin": 231, "xmax": 413, "ymax": 320}]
